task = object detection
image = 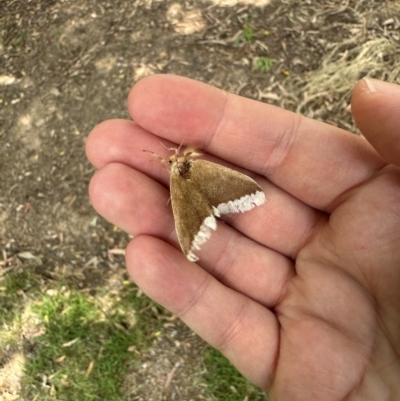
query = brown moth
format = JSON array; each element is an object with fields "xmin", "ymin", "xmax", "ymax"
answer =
[{"xmin": 145, "ymin": 146, "xmax": 265, "ymax": 262}]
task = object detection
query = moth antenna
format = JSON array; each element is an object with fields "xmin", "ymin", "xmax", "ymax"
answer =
[
  {"xmin": 143, "ymin": 149, "xmax": 169, "ymax": 169},
  {"xmin": 177, "ymin": 140, "xmax": 185, "ymax": 155},
  {"xmin": 160, "ymin": 141, "xmax": 179, "ymax": 155}
]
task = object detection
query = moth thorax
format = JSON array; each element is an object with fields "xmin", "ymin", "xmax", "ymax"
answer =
[{"xmin": 176, "ymin": 159, "xmax": 192, "ymax": 178}]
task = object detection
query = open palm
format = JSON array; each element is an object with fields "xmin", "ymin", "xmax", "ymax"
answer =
[{"xmin": 86, "ymin": 75, "xmax": 400, "ymax": 400}]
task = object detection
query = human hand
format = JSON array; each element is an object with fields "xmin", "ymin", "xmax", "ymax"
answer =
[{"xmin": 86, "ymin": 75, "xmax": 400, "ymax": 400}]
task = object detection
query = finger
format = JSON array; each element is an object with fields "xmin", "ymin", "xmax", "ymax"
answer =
[
  {"xmin": 89, "ymin": 163, "xmax": 294, "ymax": 306},
  {"xmin": 86, "ymin": 119, "xmax": 144, "ymax": 169},
  {"xmin": 87, "ymin": 125, "xmax": 324, "ymax": 259},
  {"xmin": 88, "ymin": 163, "xmax": 174, "ymax": 239},
  {"xmin": 126, "ymin": 235, "xmax": 279, "ymax": 389},
  {"xmin": 86, "ymin": 119, "xmax": 177, "ymax": 175},
  {"xmin": 87, "ymin": 118, "xmax": 262, "ymax": 181},
  {"xmin": 128, "ymin": 75, "xmax": 385, "ymax": 211},
  {"xmin": 351, "ymin": 78, "xmax": 400, "ymax": 166}
]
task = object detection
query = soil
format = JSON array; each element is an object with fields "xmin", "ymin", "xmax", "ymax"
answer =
[{"xmin": 0, "ymin": 0, "xmax": 399, "ymax": 399}]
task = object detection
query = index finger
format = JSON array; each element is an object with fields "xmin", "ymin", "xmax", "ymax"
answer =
[{"xmin": 128, "ymin": 75, "xmax": 385, "ymax": 210}]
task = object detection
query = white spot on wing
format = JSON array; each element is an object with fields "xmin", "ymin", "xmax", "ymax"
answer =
[
  {"xmin": 185, "ymin": 214, "xmax": 217, "ymax": 262},
  {"xmin": 217, "ymin": 191, "xmax": 265, "ymax": 214},
  {"xmin": 212, "ymin": 206, "xmax": 221, "ymax": 217},
  {"xmin": 187, "ymin": 252, "xmax": 199, "ymax": 262},
  {"xmin": 185, "ymin": 191, "xmax": 265, "ymax": 262}
]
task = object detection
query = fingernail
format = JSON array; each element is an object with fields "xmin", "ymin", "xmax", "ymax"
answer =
[{"xmin": 363, "ymin": 77, "xmax": 398, "ymax": 94}]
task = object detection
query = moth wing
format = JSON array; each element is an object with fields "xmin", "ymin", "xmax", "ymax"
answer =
[
  {"xmin": 170, "ymin": 173, "xmax": 217, "ymax": 262},
  {"xmin": 190, "ymin": 160, "xmax": 265, "ymax": 214}
]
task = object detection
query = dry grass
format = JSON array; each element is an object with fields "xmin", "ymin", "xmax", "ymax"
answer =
[
  {"xmin": 275, "ymin": 1, "xmax": 400, "ymax": 126},
  {"xmin": 294, "ymin": 37, "xmax": 400, "ymax": 114}
]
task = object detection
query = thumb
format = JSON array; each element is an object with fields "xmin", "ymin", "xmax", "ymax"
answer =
[{"xmin": 351, "ymin": 78, "xmax": 400, "ymax": 166}]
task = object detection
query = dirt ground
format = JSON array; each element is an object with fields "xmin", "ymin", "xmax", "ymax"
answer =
[{"xmin": 1, "ymin": 0, "xmax": 399, "ymax": 399}]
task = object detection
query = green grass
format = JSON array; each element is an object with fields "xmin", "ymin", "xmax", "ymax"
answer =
[
  {"xmin": 235, "ymin": 17, "xmax": 255, "ymax": 46},
  {"xmin": 242, "ymin": 21, "xmax": 255, "ymax": 43},
  {"xmin": 22, "ymin": 285, "xmax": 163, "ymax": 400},
  {"xmin": 51, "ymin": 26, "xmax": 63, "ymax": 38},
  {"xmin": 0, "ymin": 270, "xmax": 163, "ymax": 401},
  {"xmin": 0, "ymin": 268, "xmax": 39, "ymax": 334},
  {"xmin": 23, "ymin": 292, "xmax": 113, "ymax": 398},
  {"xmin": 1, "ymin": 271, "xmax": 268, "ymax": 400},
  {"xmin": 254, "ymin": 57, "xmax": 276, "ymax": 72},
  {"xmin": 204, "ymin": 348, "xmax": 268, "ymax": 401},
  {"xmin": 0, "ymin": 23, "xmax": 28, "ymax": 49},
  {"xmin": 24, "ymin": 294, "xmax": 125, "ymax": 399}
]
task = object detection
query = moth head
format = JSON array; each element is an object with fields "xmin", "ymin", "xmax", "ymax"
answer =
[
  {"xmin": 169, "ymin": 153, "xmax": 192, "ymax": 178},
  {"xmin": 168, "ymin": 154, "xmax": 178, "ymax": 165},
  {"xmin": 144, "ymin": 145, "xmax": 202, "ymax": 178}
]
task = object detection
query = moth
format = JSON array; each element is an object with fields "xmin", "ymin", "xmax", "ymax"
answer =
[{"xmin": 145, "ymin": 146, "xmax": 265, "ymax": 262}]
